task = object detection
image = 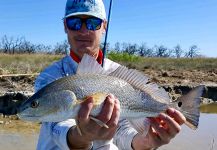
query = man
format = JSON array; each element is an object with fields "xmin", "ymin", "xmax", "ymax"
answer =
[{"xmin": 36, "ymin": 0, "xmax": 186, "ymax": 149}]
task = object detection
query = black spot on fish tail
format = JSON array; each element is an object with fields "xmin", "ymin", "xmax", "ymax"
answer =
[
  {"xmin": 178, "ymin": 101, "xmax": 182, "ymax": 107},
  {"xmin": 171, "ymin": 85, "xmax": 205, "ymax": 130}
]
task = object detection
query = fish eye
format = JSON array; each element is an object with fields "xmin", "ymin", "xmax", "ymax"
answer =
[
  {"xmin": 178, "ymin": 101, "xmax": 182, "ymax": 107},
  {"xmin": 31, "ymin": 101, "xmax": 39, "ymax": 108}
]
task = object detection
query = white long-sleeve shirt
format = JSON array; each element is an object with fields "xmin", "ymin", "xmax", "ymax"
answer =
[{"xmin": 35, "ymin": 55, "xmax": 139, "ymax": 150}]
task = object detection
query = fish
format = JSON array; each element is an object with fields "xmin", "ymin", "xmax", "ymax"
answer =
[{"xmin": 18, "ymin": 54, "xmax": 204, "ymax": 133}]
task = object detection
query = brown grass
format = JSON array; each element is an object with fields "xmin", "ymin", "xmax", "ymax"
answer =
[{"xmin": 0, "ymin": 54, "xmax": 63, "ymax": 74}]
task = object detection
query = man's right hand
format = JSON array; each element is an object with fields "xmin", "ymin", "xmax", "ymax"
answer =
[{"xmin": 67, "ymin": 94, "xmax": 120, "ymax": 149}]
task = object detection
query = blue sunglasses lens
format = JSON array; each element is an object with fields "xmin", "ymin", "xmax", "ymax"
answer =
[
  {"xmin": 66, "ymin": 17, "xmax": 102, "ymax": 31},
  {"xmin": 66, "ymin": 18, "xmax": 82, "ymax": 31},
  {"xmin": 86, "ymin": 18, "xmax": 102, "ymax": 30}
]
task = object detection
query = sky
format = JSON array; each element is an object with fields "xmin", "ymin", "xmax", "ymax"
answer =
[{"xmin": 0, "ymin": 0, "xmax": 217, "ymax": 57}]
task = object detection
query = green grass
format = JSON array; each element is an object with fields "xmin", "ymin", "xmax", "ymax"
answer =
[
  {"xmin": 108, "ymin": 52, "xmax": 217, "ymax": 71},
  {"xmin": 108, "ymin": 52, "xmax": 142, "ymax": 62}
]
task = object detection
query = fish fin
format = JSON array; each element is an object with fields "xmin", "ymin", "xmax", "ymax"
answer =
[
  {"xmin": 90, "ymin": 116, "xmax": 109, "ymax": 128},
  {"xmin": 172, "ymin": 85, "xmax": 205, "ymax": 129},
  {"xmin": 75, "ymin": 93, "xmax": 109, "ymax": 133},
  {"xmin": 88, "ymin": 92, "xmax": 108, "ymax": 107},
  {"xmin": 81, "ymin": 93, "xmax": 109, "ymax": 128},
  {"xmin": 109, "ymin": 66, "xmax": 170, "ymax": 103},
  {"xmin": 76, "ymin": 54, "xmax": 107, "ymax": 75},
  {"xmin": 128, "ymin": 118, "xmax": 150, "ymax": 136},
  {"xmin": 77, "ymin": 92, "xmax": 108, "ymax": 106},
  {"xmin": 75, "ymin": 119, "xmax": 83, "ymax": 136}
]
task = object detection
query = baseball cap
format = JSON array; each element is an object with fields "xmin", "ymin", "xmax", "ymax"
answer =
[{"xmin": 64, "ymin": 0, "xmax": 106, "ymax": 20}]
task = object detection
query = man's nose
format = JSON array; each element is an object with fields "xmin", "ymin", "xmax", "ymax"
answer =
[{"xmin": 79, "ymin": 23, "xmax": 89, "ymax": 33}]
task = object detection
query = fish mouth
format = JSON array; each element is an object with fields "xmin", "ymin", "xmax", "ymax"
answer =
[
  {"xmin": 17, "ymin": 114, "xmax": 42, "ymax": 120},
  {"xmin": 18, "ymin": 114, "xmax": 41, "ymax": 117}
]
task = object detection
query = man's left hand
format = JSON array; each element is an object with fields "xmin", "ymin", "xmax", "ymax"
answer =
[{"xmin": 132, "ymin": 108, "xmax": 186, "ymax": 150}]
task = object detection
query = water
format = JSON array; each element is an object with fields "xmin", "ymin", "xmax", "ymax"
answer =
[
  {"xmin": 159, "ymin": 103, "xmax": 217, "ymax": 150},
  {"xmin": 0, "ymin": 103, "xmax": 216, "ymax": 150},
  {"xmin": 0, "ymin": 133, "xmax": 38, "ymax": 150},
  {"xmin": 159, "ymin": 113, "xmax": 217, "ymax": 150}
]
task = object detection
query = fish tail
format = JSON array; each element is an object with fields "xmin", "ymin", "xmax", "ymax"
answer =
[{"xmin": 171, "ymin": 85, "xmax": 205, "ymax": 129}]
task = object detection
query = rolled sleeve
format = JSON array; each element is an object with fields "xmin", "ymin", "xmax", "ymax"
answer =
[
  {"xmin": 37, "ymin": 119, "xmax": 76, "ymax": 150},
  {"xmin": 113, "ymin": 119, "xmax": 138, "ymax": 150},
  {"xmin": 52, "ymin": 119, "xmax": 76, "ymax": 150}
]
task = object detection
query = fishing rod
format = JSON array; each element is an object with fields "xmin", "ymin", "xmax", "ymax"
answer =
[{"xmin": 102, "ymin": 0, "xmax": 113, "ymax": 67}]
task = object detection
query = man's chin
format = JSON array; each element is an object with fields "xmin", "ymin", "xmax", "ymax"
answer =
[
  {"xmin": 75, "ymin": 47, "xmax": 94, "ymax": 56},
  {"xmin": 77, "ymin": 47, "xmax": 92, "ymax": 53}
]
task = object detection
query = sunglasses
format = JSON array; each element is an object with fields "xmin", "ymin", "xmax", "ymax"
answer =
[{"xmin": 66, "ymin": 17, "xmax": 103, "ymax": 31}]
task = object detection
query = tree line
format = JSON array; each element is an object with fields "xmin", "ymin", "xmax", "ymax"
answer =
[
  {"xmin": 0, "ymin": 35, "xmax": 201, "ymax": 58},
  {"xmin": 0, "ymin": 35, "xmax": 68, "ymax": 55},
  {"xmin": 110, "ymin": 42, "xmax": 201, "ymax": 58}
]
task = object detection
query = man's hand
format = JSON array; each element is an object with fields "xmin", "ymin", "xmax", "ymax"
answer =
[
  {"xmin": 132, "ymin": 108, "xmax": 186, "ymax": 150},
  {"xmin": 67, "ymin": 94, "xmax": 120, "ymax": 149}
]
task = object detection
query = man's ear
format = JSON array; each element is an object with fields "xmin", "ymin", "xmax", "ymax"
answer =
[
  {"xmin": 63, "ymin": 19, "xmax": 68, "ymax": 33},
  {"xmin": 103, "ymin": 20, "xmax": 107, "ymax": 33}
]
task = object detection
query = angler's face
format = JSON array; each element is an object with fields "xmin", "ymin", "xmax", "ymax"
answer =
[{"xmin": 64, "ymin": 15, "xmax": 106, "ymax": 59}]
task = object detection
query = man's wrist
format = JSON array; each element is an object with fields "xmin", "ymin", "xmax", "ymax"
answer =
[
  {"xmin": 132, "ymin": 134, "xmax": 153, "ymax": 150},
  {"xmin": 67, "ymin": 126, "xmax": 93, "ymax": 150}
]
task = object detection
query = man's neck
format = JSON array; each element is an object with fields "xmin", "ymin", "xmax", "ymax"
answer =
[{"xmin": 70, "ymin": 50, "xmax": 103, "ymax": 64}]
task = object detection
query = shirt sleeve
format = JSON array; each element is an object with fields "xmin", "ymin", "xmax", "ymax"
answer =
[
  {"xmin": 37, "ymin": 120, "xmax": 76, "ymax": 150},
  {"xmin": 113, "ymin": 118, "xmax": 151, "ymax": 150},
  {"xmin": 113, "ymin": 119, "xmax": 138, "ymax": 150}
]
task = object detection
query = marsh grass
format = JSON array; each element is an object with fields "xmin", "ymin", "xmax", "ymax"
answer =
[
  {"xmin": 108, "ymin": 52, "xmax": 217, "ymax": 71},
  {"xmin": 0, "ymin": 54, "xmax": 63, "ymax": 74},
  {"xmin": 0, "ymin": 53, "xmax": 217, "ymax": 74}
]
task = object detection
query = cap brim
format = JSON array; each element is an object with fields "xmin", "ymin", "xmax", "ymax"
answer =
[{"xmin": 64, "ymin": 12, "xmax": 104, "ymax": 20}]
